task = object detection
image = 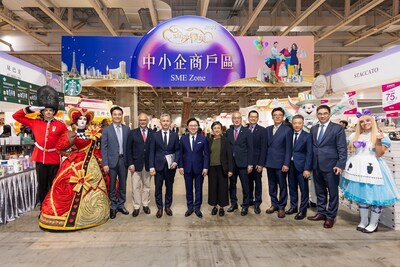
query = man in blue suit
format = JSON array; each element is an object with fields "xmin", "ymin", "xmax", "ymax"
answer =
[
  {"xmin": 149, "ymin": 114, "xmax": 180, "ymax": 218},
  {"xmin": 179, "ymin": 118, "xmax": 210, "ymax": 218},
  {"xmin": 287, "ymin": 115, "xmax": 312, "ymax": 220},
  {"xmin": 307, "ymin": 105, "xmax": 347, "ymax": 228},
  {"xmin": 127, "ymin": 113, "xmax": 154, "ymax": 217},
  {"xmin": 265, "ymin": 107, "xmax": 293, "ymax": 218},
  {"xmin": 226, "ymin": 111, "xmax": 253, "ymax": 216},
  {"xmin": 101, "ymin": 106, "xmax": 131, "ymax": 219},
  {"xmin": 247, "ymin": 110, "xmax": 266, "ymax": 214}
]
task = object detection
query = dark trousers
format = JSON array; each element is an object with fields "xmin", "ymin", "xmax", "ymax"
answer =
[
  {"xmin": 184, "ymin": 172, "xmax": 204, "ymax": 211},
  {"xmin": 270, "ymin": 58, "xmax": 277, "ymax": 71},
  {"xmin": 109, "ymin": 157, "xmax": 128, "ymax": 210},
  {"xmin": 36, "ymin": 162, "xmax": 59, "ymax": 204},
  {"xmin": 154, "ymin": 164, "xmax": 176, "ymax": 209},
  {"xmin": 288, "ymin": 161, "xmax": 309, "ymax": 212},
  {"xmin": 208, "ymin": 165, "xmax": 229, "ymax": 207},
  {"xmin": 266, "ymin": 167, "xmax": 288, "ymax": 210},
  {"xmin": 229, "ymin": 162, "xmax": 249, "ymax": 208},
  {"xmin": 248, "ymin": 168, "xmax": 262, "ymax": 206},
  {"xmin": 313, "ymin": 165, "xmax": 339, "ymax": 220}
]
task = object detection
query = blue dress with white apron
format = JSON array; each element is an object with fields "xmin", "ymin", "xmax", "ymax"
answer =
[{"xmin": 340, "ymin": 132, "xmax": 400, "ymax": 206}]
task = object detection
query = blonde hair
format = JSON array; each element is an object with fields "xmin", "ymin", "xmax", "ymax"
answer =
[{"xmin": 348, "ymin": 115, "xmax": 377, "ymax": 152}]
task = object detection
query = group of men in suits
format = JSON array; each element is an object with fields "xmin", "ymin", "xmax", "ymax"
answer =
[
  {"xmin": 101, "ymin": 104, "xmax": 347, "ymax": 228},
  {"xmin": 224, "ymin": 105, "xmax": 346, "ymax": 228}
]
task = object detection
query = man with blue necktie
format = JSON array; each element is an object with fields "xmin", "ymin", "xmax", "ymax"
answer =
[
  {"xmin": 287, "ymin": 115, "xmax": 313, "ymax": 220},
  {"xmin": 307, "ymin": 105, "xmax": 347, "ymax": 228},
  {"xmin": 101, "ymin": 106, "xmax": 131, "ymax": 219},
  {"xmin": 179, "ymin": 118, "xmax": 210, "ymax": 218}
]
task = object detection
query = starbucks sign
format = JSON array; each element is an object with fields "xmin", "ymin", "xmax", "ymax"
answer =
[{"xmin": 64, "ymin": 79, "xmax": 82, "ymax": 96}]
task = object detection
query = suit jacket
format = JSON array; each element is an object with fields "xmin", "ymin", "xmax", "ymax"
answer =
[
  {"xmin": 149, "ymin": 129, "xmax": 180, "ymax": 172},
  {"xmin": 178, "ymin": 134, "xmax": 210, "ymax": 174},
  {"xmin": 265, "ymin": 124, "xmax": 293, "ymax": 169},
  {"xmin": 250, "ymin": 124, "xmax": 266, "ymax": 166},
  {"xmin": 101, "ymin": 123, "xmax": 130, "ymax": 168},
  {"xmin": 310, "ymin": 122, "xmax": 347, "ymax": 172},
  {"xmin": 127, "ymin": 127, "xmax": 154, "ymax": 171},
  {"xmin": 226, "ymin": 126, "xmax": 254, "ymax": 168},
  {"xmin": 292, "ymin": 131, "xmax": 313, "ymax": 172},
  {"xmin": 208, "ymin": 135, "xmax": 233, "ymax": 175}
]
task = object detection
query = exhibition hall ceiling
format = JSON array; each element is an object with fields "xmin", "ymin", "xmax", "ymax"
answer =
[{"xmin": 0, "ymin": 0, "xmax": 399, "ymax": 116}]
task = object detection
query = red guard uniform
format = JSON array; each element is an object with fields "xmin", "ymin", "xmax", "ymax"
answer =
[{"xmin": 13, "ymin": 107, "xmax": 68, "ymax": 203}]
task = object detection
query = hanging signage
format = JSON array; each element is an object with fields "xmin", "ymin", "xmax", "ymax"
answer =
[
  {"xmin": 132, "ymin": 16, "xmax": 245, "ymax": 87},
  {"xmin": 344, "ymin": 91, "xmax": 357, "ymax": 114},
  {"xmin": 61, "ymin": 16, "xmax": 314, "ymax": 87},
  {"xmin": 382, "ymin": 81, "xmax": 400, "ymax": 112}
]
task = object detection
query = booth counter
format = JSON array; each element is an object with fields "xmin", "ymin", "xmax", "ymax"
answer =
[{"xmin": 0, "ymin": 169, "xmax": 37, "ymax": 224}]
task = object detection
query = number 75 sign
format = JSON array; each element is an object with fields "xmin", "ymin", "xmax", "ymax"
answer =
[{"xmin": 382, "ymin": 81, "xmax": 400, "ymax": 112}]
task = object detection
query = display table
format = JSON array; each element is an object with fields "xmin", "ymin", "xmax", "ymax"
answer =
[
  {"xmin": 0, "ymin": 169, "xmax": 37, "ymax": 224},
  {"xmin": 340, "ymin": 140, "xmax": 400, "ymax": 230}
]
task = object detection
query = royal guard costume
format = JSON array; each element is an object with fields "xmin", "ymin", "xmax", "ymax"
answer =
[
  {"xmin": 39, "ymin": 108, "xmax": 110, "ymax": 230},
  {"xmin": 12, "ymin": 85, "xmax": 68, "ymax": 205}
]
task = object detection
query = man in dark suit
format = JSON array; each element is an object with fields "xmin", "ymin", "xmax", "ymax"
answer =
[
  {"xmin": 127, "ymin": 113, "xmax": 154, "ymax": 217},
  {"xmin": 226, "ymin": 111, "xmax": 253, "ymax": 216},
  {"xmin": 307, "ymin": 105, "xmax": 347, "ymax": 228},
  {"xmin": 265, "ymin": 107, "xmax": 293, "ymax": 218},
  {"xmin": 149, "ymin": 114, "xmax": 180, "ymax": 218},
  {"xmin": 179, "ymin": 118, "xmax": 210, "ymax": 218},
  {"xmin": 101, "ymin": 106, "xmax": 131, "ymax": 219},
  {"xmin": 287, "ymin": 115, "xmax": 313, "ymax": 220},
  {"xmin": 247, "ymin": 110, "xmax": 266, "ymax": 214}
]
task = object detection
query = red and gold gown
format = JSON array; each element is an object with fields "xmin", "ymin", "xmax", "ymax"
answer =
[{"xmin": 39, "ymin": 126, "xmax": 110, "ymax": 230}]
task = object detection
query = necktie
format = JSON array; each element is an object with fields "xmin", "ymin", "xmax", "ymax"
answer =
[
  {"xmin": 234, "ymin": 129, "xmax": 238, "ymax": 141},
  {"xmin": 317, "ymin": 124, "xmax": 325, "ymax": 144},
  {"xmin": 116, "ymin": 125, "xmax": 123, "ymax": 154},
  {"xmin": 191, "ymin": 136, "xmax": 195, "ymax": 151},
  {"xmin": 142, "ymin": 129, "xmax": 146, "ymax": 142},
  {"xmin": 294, "ymin": 132, "xmax": 299, "ymax": 146},
  {"xmin": 251, "ymin": 126, "xmax": 254, "ymax": 133},
  {"xmin": 273, "ymin": 126, "xmax": 278, "ymax": 135},
  {"xmin": 163, "ymin": 131, "xmax": 168, "ymax": 147}
]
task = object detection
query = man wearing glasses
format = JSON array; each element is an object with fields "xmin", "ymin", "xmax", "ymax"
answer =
[
  {"xmin": 226, "ymin": 111, "xmax": 253, "ymax": 216},
  {"xmin": 307, "ymin": 105, "xmax": 347, "ymax": 229},
  {"xmin": 264, "ymin": 107, "xmax": 293, "ymax": 218}
]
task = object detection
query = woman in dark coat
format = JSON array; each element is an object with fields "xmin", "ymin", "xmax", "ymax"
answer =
[{"xmin": 207, "ymin": 121, "xmax": 233, "ymax": 216}]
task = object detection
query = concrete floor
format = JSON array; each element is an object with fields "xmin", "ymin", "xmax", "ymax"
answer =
[{"xmin": 1, "ymin": 172, "xmax": 400, "ymax": 267}]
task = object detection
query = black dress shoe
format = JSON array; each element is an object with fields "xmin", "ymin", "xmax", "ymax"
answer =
[
  {"xmin": 285, "ymin": 207, "xmax": 298, "ymax": 215},
  {"xmin": 254, "ymin": 205, "xmax": 261, "ymax": 214},
  {"xmin": 219, "ymin": 208, "xmax": 225, "ymax": 217},
  {"xmin": 156, "ymin": 208, "xmax": 163, "ymax": 218},
  {"xmin": 241, "ymin": 208, "xmax": 248, "ymax": 216},
  {"xmin": 294, "ymin": 211, "xmax": 307, "ymax": 220},
  {"xmin": 185, "ymin": 210, "xmax": 194, "ymax": 217},
  {"xmin": 307, "ymin": 214, "xmax": 326, "ymax": 221},
  {"xmin": 110, "ymin": 209, "xmax": 117, "ymax": 219},
  {"xmin": 211, "ymin": 207, "xmax": 218, "ymax": 215},
  {"xmin": 309, "ymin": 201, "xmax": 317, "ymax": 208},
  {"xmin": 195, "ymin": 210, "xmax": 203, "ymax": 218},
  {"xmin": 266, "ymin": 206, "xmax": 278, "ymax": 214},
  {"xmin": 117, "ymin": 207, "xmax": 129, "ymax": 215},
  {"xmin": 165, "ymin": 208, "xmax": 173, "ymax": 216},
  {"xmin": 132, "ymin": 209, "xmax": 140, "ymax": 217},
  {"xmin": 227, "ymin": 204, "xmax": 238, "ymax": 213},
  {"xmin": 143, "ymin": 206, "xmax": 151, "ymax": 214}
]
